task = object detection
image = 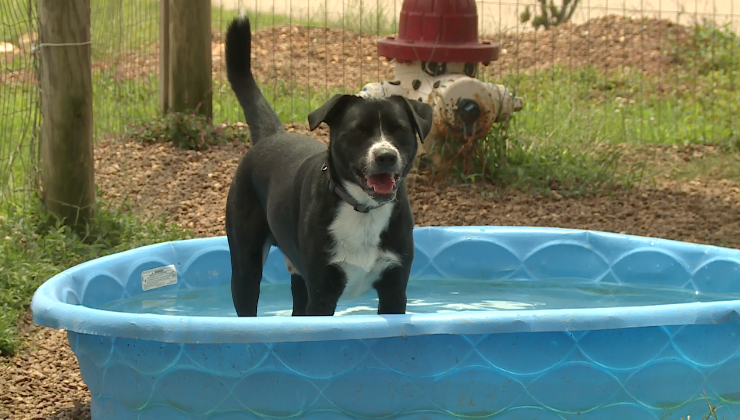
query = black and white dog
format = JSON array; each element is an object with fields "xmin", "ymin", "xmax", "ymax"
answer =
[{"xmin": 224, "ymin": 17, "xmax": 433, "ymax": 317}]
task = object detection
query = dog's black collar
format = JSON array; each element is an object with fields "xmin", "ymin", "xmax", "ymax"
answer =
[{"xmin": 322, "ymin": 163, "xmax": 372, "ymax": 213}]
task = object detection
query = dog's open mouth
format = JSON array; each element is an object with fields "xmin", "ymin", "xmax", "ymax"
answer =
[
  {"xmin": 354, "ymin": 169, "xmax": 400, "ymax": 196},
  {"xmin": 366, "ymin": 173, "xmax": 399, "ymax": 195}
]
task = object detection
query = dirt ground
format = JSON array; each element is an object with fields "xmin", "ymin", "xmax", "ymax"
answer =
[
  {"xmin": 3, "ymin": 15, "xmax": 740, "ymax": 420},
  {"xmin": 93, "ymin": 14, "xmax": 694, "ymax": 89}
]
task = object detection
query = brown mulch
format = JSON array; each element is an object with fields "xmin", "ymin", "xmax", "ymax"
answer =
[
  {"xmin": 0, "ymin": 317, "xmax": 89, "ymax": 420},
  {"xmin": 98, "ymin": 15, "xmax": 700, "ymax": 86},
  {"xmin": 91, "ymin": 128, "xmax": 740, "ymax": 246},
  {"xmin": 0, "ymin": 15, "xmax": 698, "ymax": 87},
  {"xmin": 485, "ymin": 15, "xmax": 690, "ymax": 77},
  {"xmin": 224, "ymin": 26, "xmax": 394, "ymax": 91},
  {"xmin": 90, "ymin": 15, "xmax": 696, "ymax": 88}
]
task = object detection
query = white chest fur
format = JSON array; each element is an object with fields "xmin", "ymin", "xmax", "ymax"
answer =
[{"xmin": 328, "ymin": 201, "xmax": 401, "ymax": 300}]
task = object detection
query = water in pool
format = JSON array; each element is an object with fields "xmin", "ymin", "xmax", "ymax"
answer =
[{"xmin": 102, "ymin": 277, "xmax": 740, "ymax": 317}]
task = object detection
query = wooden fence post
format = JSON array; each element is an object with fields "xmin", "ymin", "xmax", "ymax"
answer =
[
  {"xmin": 159, "ymin": 0, "xmax": 170, "ymax": 113},
  {"xmin": 38, "ymin": 0, "xmax": 95, "ymax": 227},
  {"xmin": 167, "ymin": 0, "xmax": 212, "ymax": 118}
]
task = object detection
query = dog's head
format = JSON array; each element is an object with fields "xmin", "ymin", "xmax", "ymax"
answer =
[{"xmin": 308, "ymin": 95, "xmax": 433, "ymax": 207}]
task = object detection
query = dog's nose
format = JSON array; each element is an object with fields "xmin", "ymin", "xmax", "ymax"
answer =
[{"xmin": 374, "ymin": 149, "xmax": 398, "ymax": 168}]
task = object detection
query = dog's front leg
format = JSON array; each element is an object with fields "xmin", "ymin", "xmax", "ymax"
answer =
[
  {"xmin": 301, "ymin": 265, "xmax": 346, "ymax": 316},
  {"xmin": 374, "ymin": 265, "xmax": 410, "ymax": 315},
  {"xmin": 290, "ymin": 274, "xmax": 309, "ymax": 316}
]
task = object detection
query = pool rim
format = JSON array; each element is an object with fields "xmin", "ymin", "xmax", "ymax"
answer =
[{"xmin": 31, "ymin": 226, "xmax": 740, "ymax": 344}]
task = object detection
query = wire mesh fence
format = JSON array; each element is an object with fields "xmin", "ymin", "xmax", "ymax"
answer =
[
  {"xmin": 1, "ymin": 0, "xmax": 739, "ymax": 210},
  {"xmin": 1, "ymin": 0, "xmax": 39, "ymax": 211}
]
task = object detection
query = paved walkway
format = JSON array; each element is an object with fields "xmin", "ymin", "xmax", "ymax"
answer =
[{"xmin": 214, "ymin": 0, "xmax": 739, "ymax": 34}]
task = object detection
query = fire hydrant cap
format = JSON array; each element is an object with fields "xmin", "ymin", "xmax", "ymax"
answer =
[{"xmin": 377, "ymin": 0, "xmax": 499, "ymax": 63}]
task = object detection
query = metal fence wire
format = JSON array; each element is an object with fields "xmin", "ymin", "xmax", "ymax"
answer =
[
  {"xmin": 1, "ymin": 0, "xmax": 739, "ymax": 210},
  {"xmin": 1, "ymin": 0, "xmax": 39, "ymax": 211}
]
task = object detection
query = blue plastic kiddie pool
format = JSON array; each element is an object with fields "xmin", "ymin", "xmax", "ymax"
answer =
[{"xmin": 31, "ymin": 226, "xmax": 740, "ymax": 419}]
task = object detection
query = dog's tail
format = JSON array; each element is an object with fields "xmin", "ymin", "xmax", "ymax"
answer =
[{"xmin": 225, "ymin": 16, "xmax": 284, "ymax": 144}]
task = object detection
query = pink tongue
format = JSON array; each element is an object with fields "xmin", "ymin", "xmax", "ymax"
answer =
[{"xmin": 367, "ymin": 173, "xmax": 395, "ymax": 194}]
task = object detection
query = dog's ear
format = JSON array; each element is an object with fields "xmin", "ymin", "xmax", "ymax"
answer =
[
  {"xmin": 390, "ymin": 95, "xmax": 434, "ymax": 143},
  {"xmin": 308, "ymin": 94, "xmax": 359, "ymax": 131}
]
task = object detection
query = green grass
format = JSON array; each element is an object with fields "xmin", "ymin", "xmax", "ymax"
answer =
[
  {"xmin": 92, "ymin": 71, "xmax": 159, "ymax": 137},
  {"xmin": 0, "ymin": 1, "xmax": 38, "ymax": 208},
  {"xmin": 91, "ymin": 72, "xmax": 349, "ymax": 137},
  {"xmin": 214, "ymin": 77, "xmax": 351, "ymax": 125},
  {"xmin": 0, "ymin": 198, "xmax": 192, "ymax": 356},
  {"xmin": 0, "ymin": 0, "xmax": 35, "ymax": 40},
  {"xmin": 0, "ymin": 83, "xmax": 38, "ymax": 212},
  {"xmin": 495, "ymin": 62, "xmax": 740, "ymax": 149},
  {"xmin": 89, "ymin": 0, "xmax": 160, "ymax": 62},
  {"xmin": 0, "ymin": 0, "xmax": 36, "ymax": 72}
]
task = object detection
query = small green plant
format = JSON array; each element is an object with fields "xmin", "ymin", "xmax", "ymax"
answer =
[
  {"xmin": 520, "ymin": 0, "xmax": 580, "ymax": 30},
  {"xmin": 424, "ymin": 118, "xmax": 644, "ymax": 197},
  {"xmin": 669, "ymin": 18, "xmax": 740, "ymax": 75},
  {"xmin": 125, "ymin": 110, "xmax": 248, "ymax": 151},
  {"xmin": 0, "ymin": 197, "xmax": 192, "ymax": 355}
]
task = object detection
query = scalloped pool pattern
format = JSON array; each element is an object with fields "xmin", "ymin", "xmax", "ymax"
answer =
[
  {"xmin": 32, "ymin": 227, "xmax": 740, "ymax": 420},
  {"xmin": 69, "ymin": 327, "xmax": 740, "ymax": 419}
]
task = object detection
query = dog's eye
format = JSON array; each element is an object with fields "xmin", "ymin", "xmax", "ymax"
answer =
[
  {"xmin": 353, "ymin": 127, "xmax": 366, "ymax": 135},
  {"xmin": 393, "ymin": 125, "xmax": 408, "ymax": 134}
]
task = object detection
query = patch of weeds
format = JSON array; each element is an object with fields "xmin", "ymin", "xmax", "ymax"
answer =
[
  {"xmin": 670, "ymin": 18, "xmax": 740, "ymax": 75},
  {"xmin": 125, "ymin": 110, "xmax": 248, "ymax": 151},
  {"xmin": 0, "ymin": 198, "xmax": 192, "ymax": 356},
  {"xmin": 324, "ymin": 0, "xmax": 398, "ymax": 35},
  {"xmin": 495, "ymin": 137, "xmax": 638, "ymax": 197},
  {"xmin": 425, "ymin": 120, "xmax": 644, "ymax": 197}
]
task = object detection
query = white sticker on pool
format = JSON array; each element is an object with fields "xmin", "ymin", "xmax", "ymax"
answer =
[{"xmin": 141, "ymin": 265, "xmax": 178, "ymax": 291}]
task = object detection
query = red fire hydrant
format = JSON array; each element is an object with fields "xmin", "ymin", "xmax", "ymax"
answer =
[{"xmin": 359, "ymin": 0, "xmax": 523, "ymax": 156}]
